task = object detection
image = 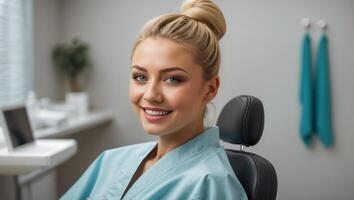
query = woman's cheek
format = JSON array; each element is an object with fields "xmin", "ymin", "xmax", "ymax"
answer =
[
  {"xmin": 129, "ymin": 83, "xmax": 143, "ymax": 106},
  {"xmin": 128, "ymin": 83, "xmax": 135, "ymax": 103},
  {"xmin": 165, "ymin": 86, "xmax": 197, "ymax": 110}
]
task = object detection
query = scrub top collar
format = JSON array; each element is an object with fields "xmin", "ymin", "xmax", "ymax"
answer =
[{"xmin": 122, "ymin": 125, "xmax": 220, "ymax": 200}]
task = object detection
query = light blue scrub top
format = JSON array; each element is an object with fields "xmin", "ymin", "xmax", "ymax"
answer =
[{"xmin": 60, "ymin": 126, "xmax": 248, "ymax": 200}]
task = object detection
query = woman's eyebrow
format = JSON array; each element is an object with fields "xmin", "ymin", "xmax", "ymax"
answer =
[{"xmin": 131, "ymin": 65, "xmax": 188, "ymax": 74}]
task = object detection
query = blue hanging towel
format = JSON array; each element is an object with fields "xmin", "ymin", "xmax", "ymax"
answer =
[
  {"xmin": 315, "ymin": 33, "xmax": 333, "ymax": 147},
  {"xmin": 299, "ymin": 33, "xmax": 314, "ymax": 147}
]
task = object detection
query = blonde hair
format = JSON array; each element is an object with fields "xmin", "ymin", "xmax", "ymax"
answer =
[{"xmin": 131, "ymin": 0, "xmax": 227, "ymax": 125}]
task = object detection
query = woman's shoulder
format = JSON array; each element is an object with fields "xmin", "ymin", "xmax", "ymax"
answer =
[
  {"xmin": 185, "ymin": 146, "xmax": 248, "ymax": 199},
  {"xmin": 172, "ymin": 146, "xmax": 248, "ymax": 199},
  {"xmin": 188, "ymin": 145, "xmax": 234, "ymax": 172},
  {"xmin": 170, "ymin": 145, "xmax": 237, "ymax": 184}
]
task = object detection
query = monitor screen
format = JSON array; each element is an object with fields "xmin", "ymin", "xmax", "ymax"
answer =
[{"xmin": 3, "ymin": 106, "xmax": 34, "ymax": 148}]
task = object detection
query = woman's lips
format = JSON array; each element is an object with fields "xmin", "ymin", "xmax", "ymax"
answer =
[{"xmin": 143, "ymin": 108, "xmax": 173, "ymax": 123}]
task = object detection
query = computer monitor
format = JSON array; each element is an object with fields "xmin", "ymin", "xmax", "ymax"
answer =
[{"xmin": 0, "ymin": 104, "xmax": 35, "ymax": 151}]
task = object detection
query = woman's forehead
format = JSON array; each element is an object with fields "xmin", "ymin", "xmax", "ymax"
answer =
[{"xmin": 132, "ymin": 37, "xmax": 198, "ymax": 72}]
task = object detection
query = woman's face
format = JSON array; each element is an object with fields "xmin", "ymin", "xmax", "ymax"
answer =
[{"xmin": 129, "ymin": 37, "xmax": 216, "ymax": 137}]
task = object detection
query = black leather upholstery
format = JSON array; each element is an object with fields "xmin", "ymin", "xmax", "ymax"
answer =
[
  {"xmin": 226, "ymin": 150, "xmax": 277, "ymax": 200},
  {"xmin": 217, "ymin": 95, "xmax": 264, "ymax": 147},
  {"xmin": 217, "ymin": 95, "xmax": 278, "ymax": 200}
]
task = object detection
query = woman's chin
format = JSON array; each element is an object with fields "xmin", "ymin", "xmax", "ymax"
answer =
[{"xmin": 142, "ymin": 124, "xmax": 167, "ymax": 136}]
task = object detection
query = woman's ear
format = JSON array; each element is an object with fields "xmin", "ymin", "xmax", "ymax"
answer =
[{"xmin": 204, "ymin": 75, "xmax": 220, "ymax": 102}]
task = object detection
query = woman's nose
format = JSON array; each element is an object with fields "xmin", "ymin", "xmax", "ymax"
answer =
[{"xmin": 143, "ymin": 80, "xmax": 163, "ymax": 103}]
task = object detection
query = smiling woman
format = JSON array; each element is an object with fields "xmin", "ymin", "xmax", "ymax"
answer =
[
  {"xmin": 129, "ymin": 37, "xmax": 210, "ymax": 139},
  {"xmin": 60, "ymin": 0, "xmax": 248, "ymax": 199}
]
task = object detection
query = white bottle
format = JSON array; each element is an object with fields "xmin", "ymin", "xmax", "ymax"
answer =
[{"xmin": 26, "ymin": 91, "xmax": 38, "ymax": 129}]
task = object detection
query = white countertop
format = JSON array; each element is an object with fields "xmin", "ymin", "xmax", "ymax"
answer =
[
  {"xmin": 0, "ymin": 139, "xmax": 77, "ymax": 175},
  {"xmin": 0, "ymin": 110, "xmax": 114, "ymax": 175},
  {"xmin": 0, "ymin": 110, "xmax": 114, "ymax": 149}
]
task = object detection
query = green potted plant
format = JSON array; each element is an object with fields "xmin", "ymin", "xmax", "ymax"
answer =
[
  {"xmin": 52, "ymin": 38, "xmax": 91, "ymax": 116},
  {"xmin": 52, "ymin": 38, "xmax": 90, "ymax": 92}
]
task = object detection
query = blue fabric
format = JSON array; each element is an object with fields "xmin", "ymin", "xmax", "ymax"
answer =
[
  {"xmin": 315, "ymin": 33, "xmax": 333, "ymax": 147},
  {"xmin": 60, "ymin": 126, "xmax": 248, "ymax": 200},
  {"xmin": 299, "ymin": 32, "xmax": 314, "ymax": 147}
]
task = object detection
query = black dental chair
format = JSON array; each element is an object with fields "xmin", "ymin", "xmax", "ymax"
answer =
[{"xmin": 217, "ymin": 95, "xmax": 278, "ymax": 200}]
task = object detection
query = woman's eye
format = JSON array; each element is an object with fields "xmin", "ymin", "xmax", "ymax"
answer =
[
  {"xmin": 132, "ymin": 74, "xmax": 146, "ymax": 82},
  {"xmin": 165, "ymin": 76, "xmax": 181, "ymax": 84}
]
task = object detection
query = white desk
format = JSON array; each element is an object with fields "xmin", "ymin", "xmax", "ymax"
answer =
[
  {"xmin": 0, "ymin": 110, "xmax": 114, "ymax": 176},
  {"xmin": 0, "ymin": 139, "xmax": 77, "ymax": 175}
]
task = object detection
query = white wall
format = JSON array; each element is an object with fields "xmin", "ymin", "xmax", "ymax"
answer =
[
  {"xmin": 32, "ymin": 0, "xmax": 65, "ymax": 100},
  {"xmin": 38, "ymin": 0, "xmax": 354, "ymax": 199},
  {"xmin": 217, "ymin": 1, "xmax": 354, "ymax": 199}
]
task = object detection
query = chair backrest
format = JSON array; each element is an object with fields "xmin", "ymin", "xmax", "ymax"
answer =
[{"xmin": 216, "ymin": 95, "xmax": 278, "ymax": 200}]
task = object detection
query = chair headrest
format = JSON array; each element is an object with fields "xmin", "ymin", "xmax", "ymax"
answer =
[{"xmin": 217, "ymin": 95, "xmax": 264, "ymax": 146}]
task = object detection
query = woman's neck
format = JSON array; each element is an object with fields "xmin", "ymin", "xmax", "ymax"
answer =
[{"xmin": 153, "ymin": 121, "xmax": 205, "ymax": 161}]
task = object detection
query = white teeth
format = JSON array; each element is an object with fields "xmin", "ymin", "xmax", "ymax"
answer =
[{"xmin": 145, "ymin": 109, "xmax": 170, "ymax": 116}]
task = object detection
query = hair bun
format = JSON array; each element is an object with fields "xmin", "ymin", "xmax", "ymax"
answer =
[{"xmin": 181, "ymin": 0, "xmax": 226, "ymax": 40}]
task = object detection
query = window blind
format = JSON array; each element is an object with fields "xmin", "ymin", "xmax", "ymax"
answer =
[{"xmin": 0, "ymin": 0, "xmax": 32, "ymax": 106}]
